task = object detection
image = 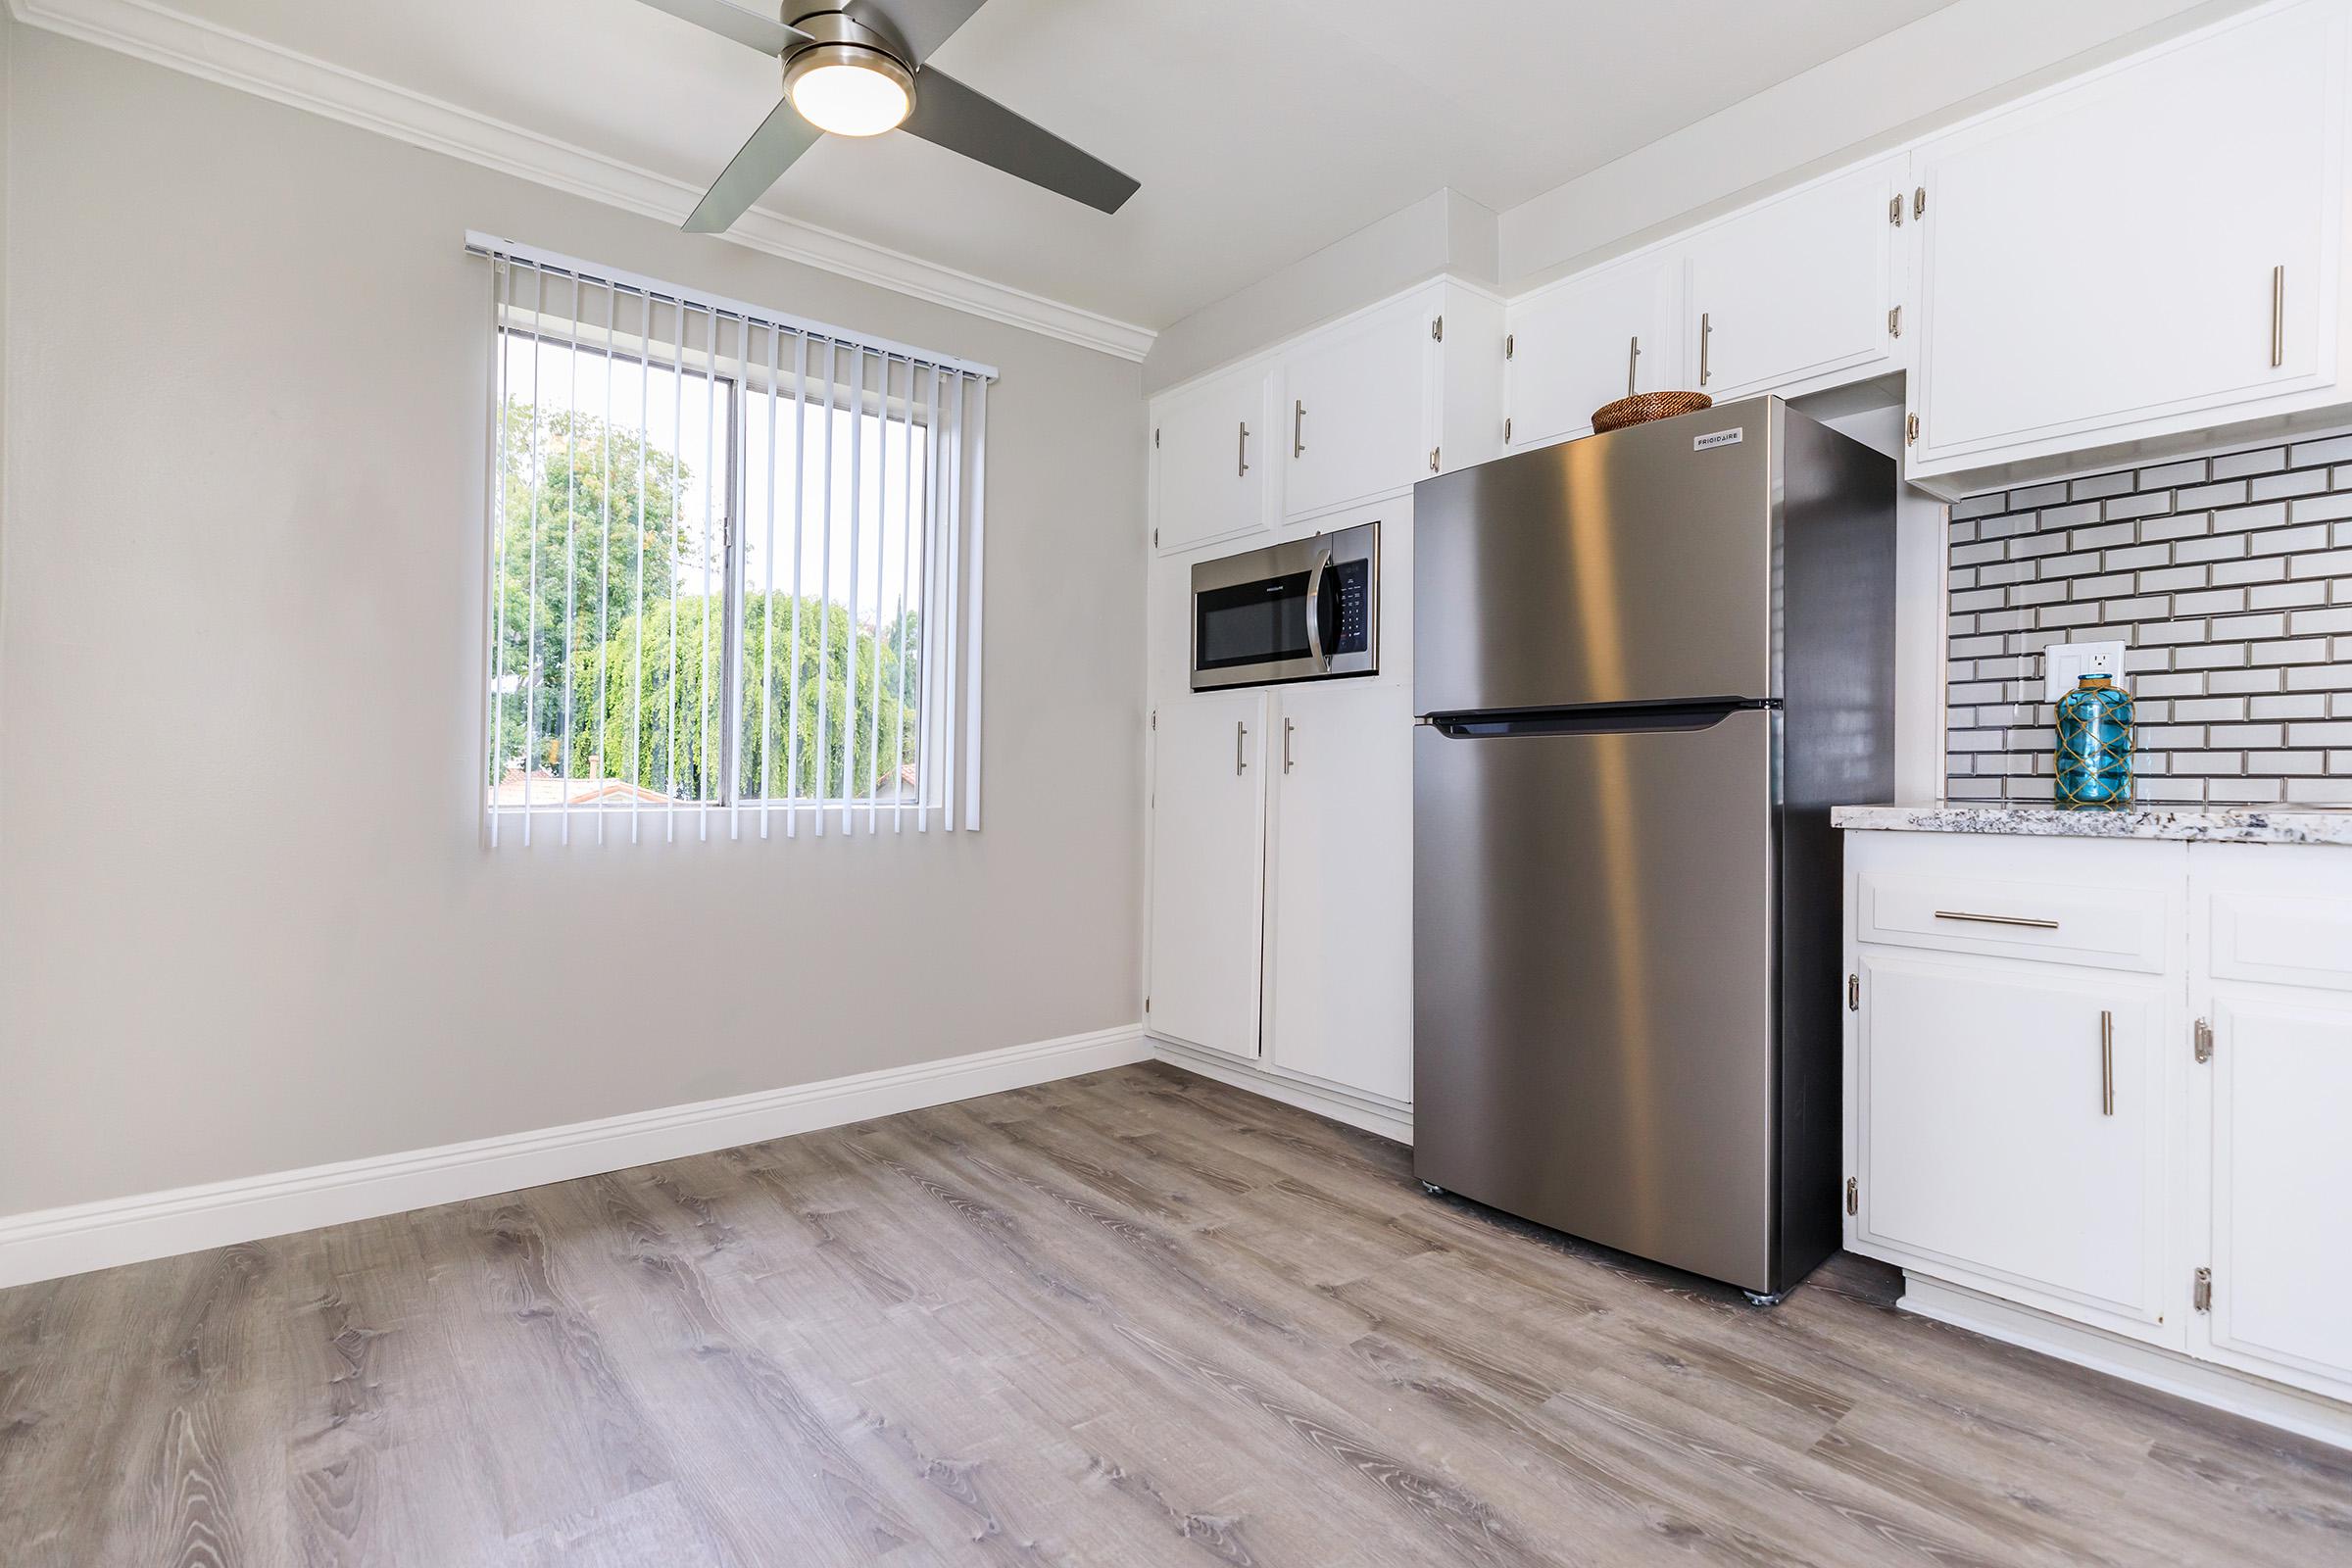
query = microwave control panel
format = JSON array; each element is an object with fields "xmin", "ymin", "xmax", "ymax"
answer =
[{"xmin": 1331, "ymin": 559, "xmax": 1371, "ymax": 655}]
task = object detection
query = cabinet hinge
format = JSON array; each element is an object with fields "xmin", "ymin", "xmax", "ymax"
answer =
[
  {"xmin": 2194, "ymin": 1016, "xmax": 2213, "ymax": 1063},
  {"xmin": 2193, "ymin": 1267, "xmax": 2213, "ymax": 1313},
  {"xmin": 1431, "ymin": 315, "xmax": 1444, "ymax": 342},
  {"xmin": 1913, "ymin": 186, "xmax": 1927, "ymax": 220},
  {"xmin": 1886, "ymin": 305, "xmax": 1903, "ymax": 339},
  {"xmin": 1845, "ymin": 1177, "xmax": 1858, "ymax": 1216},
  {"xmin": 1905, "ymin": 412, "xmax": 1920, "ymax": 446},
  {"xmin": 1847, "ymin": 973, "xmax": 1860, "ymax": 1011},
  {"xmin": 1504, "ymin": 416, "xmax": 1513, "ymax": 442},
  {"xmin": 1505, "ymin": 332, "xmax": 1516, "ymax": 360},
  {"xmin": 1429, "ymin": 446, "xmax": 1441, "ymax": 473},
  {"xmin": 1887, "ymin": 194, "xmax": 1903, "ymax": 227}
]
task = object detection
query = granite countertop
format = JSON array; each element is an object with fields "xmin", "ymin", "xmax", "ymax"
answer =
[{"xmin": 1832, "ymin": 802, "xmax": 2352, "ymax": 847}]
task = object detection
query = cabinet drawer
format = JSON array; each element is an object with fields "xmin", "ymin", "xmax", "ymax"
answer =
[
  {"xmin": 2208, "ymin": 889, "xmax": 2352, "ymax": 994},
  {"xmin": 1857, "ymin": 868, "xmax": 2168, "ymax": 973}
]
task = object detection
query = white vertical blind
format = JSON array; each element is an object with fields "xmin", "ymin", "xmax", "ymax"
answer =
[{"xmin": 468, "ymin": 233, "xmax": 992, "ymax": 846}]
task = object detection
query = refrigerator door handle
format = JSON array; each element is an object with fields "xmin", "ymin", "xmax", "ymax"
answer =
[{"xmin": 1428, "ymin": 697, "xmax": 1777, "ymax": 740}]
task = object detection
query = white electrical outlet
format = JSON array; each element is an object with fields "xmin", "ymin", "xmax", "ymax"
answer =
[{"xmin": 2042, "ymin": 640, "xmax": 2127, "ymax": 703}]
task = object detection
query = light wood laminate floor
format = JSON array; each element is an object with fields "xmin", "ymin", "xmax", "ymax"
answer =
[{"xmin": 2, "ymin": 1061, "xmax": 2347, "ymax": 1566}]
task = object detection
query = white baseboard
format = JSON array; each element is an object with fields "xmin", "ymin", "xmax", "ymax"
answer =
[
  {"xmin": 0, "ymin": 1024, "xmax": 1149, "ymax": 1290},
  {"xmin": 1150, "ymin": 1035, "xmax": 1413, "ymax": 1144},
  {"xmin": 1901, "ymin": 1274, "xmax": 2352, "ymax": 1453}
]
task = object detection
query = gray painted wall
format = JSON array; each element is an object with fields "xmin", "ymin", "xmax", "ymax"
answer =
[{"xmin": 0, "ymin": 30, "xmax": 1146, "ymax": 1215}]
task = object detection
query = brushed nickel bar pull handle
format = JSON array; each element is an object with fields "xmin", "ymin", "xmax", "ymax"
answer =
[
  {"xmin": 1283, "ymin": 716, "xmax": 1296, "ymax": 773},
  {"xmin": 1236, "ymin": 720, "xmax": 1249, "ymax": 776},
  {"xmin": 1293, "ymin": 399, "xmax": 1305, "ymax": 459},
  {"xmin": 1698, "ymin": 313, "xmax": 1712, "ymax": 387},
  {"xmin": 1626, "ymin": 335, "xmax": 1642, "ymax": 398},
  {"xmin": 1238, "ymin": 420, "xmax": 1250, "ymax": 477},
  {"xmin": 1933, "ymin": 908, "xmax": 2060, "ymax": 930},
  {"xmin": 2100, "ymin": 1009, "xmax": 2116, "ymax": 1117},
  {"xmin": 2271, "ymin": 265, "xmax": 2285, "ymax": 368}
]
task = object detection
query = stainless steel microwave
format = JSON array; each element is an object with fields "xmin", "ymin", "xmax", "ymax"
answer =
[{"xmin": 1190, "ymin": 521, "xmax": 1379, "ymax": 691}]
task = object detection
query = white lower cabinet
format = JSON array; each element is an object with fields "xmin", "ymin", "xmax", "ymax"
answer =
[
  {"xmin": 1845, "ymin": 828, "xmax": 2352, "ymax": 1438},
  {"xmin": 1147, "ymin": 677, "xmax": 1413, "ymax": 1106},
  {"xmin": 1263, "ymin": 681, "xmax": 1413, "ymax": 1102},
  {"xmin": 1855, "ymin": 952, "xmax": 2176, "ymax": 1344},
  {"xmin": 2192, "ymin": 842, "xmax": 2352, "ymax": 1403},
  {"xmin": 2205, "ymin": 992, "xmax": 2352, "ymax": 1396},
  {"xmin": 1146, "ymin": 691, "xmax": 1266, "ymax": 1060}
]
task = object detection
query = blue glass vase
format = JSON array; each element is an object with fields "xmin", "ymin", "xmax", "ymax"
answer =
[{"xmin": 2055, "ymin": 675, "xmax": 2133, "ymax": 810}]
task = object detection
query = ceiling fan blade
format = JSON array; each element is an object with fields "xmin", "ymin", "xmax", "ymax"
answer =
[
  {"xmin": 637, "ymin": 0, "xmax": 811, "ymax": 56},
  {"xmin": 684, "ymin": 99, "xmax": 826, "ymax": 232},
  {"xmin": 901, "ymin": 67, "xmax": 1138, "ymax": 215},
  {"xmin": 843, "ymin": 0, "xmax": 988, "ymax": 69}
]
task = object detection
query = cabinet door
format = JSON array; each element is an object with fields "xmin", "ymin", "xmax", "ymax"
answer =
[
  {"xmin": 1912, "ymin": 1, "xmax": 2345, "ymax": 466},
  {"xmin": 1504, "ymin": 253, "xmax": 1682, "ymax": 449},
  {"xmin": 1152, "ymin": 365, "xmax": 1271, "ymax": 555},
  {"xmin": 1263, "ymin": 681, "xmax": 1413, "ymax": 1102},
  {"xmin": 1854, "ymin": 951, "xmax": 2178, "ymax": 1342},
  {"xmin": 1282, "ymin": 298, "xmax": 1431, "ymax": 520},
  {"xmin": 1686, "ymin": 159, "xmax": 1903, "ymax": 401},
  {"xmin": 2204, "ymin": 991, "xmax": 2352, "ymax": 1398},
  {"xmin": 1147, "ymin": 692, "xmax": 1268, "ymax": 1060}
]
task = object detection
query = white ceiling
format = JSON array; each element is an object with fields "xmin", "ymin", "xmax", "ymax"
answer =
[{"xmin": 102, "ymin": 0, "xmax": 1962, "ymax": 329}]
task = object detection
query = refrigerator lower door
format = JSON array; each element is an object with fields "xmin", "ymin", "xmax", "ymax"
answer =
[{"xmin": 1412, "ymin": 706, "xmax": 1781, "ymax": 1293}]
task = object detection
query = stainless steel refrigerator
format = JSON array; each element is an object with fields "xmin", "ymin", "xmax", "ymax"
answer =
[{"xmin": 1411, "ymin": 396, "xmax": 1895, "ymax": 1300}]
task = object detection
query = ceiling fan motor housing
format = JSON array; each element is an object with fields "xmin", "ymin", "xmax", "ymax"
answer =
[
  {"xmin": 782, "ymin": 9, "xmax": 916, "ymax": 91},
  {"xmin": 654, "ymin": 0, "xmax": 1140, "ymax": 226}
]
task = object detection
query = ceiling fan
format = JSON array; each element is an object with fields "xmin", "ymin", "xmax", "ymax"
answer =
[{"xmin": 639, "ymin": 0, "xmax": 1141, "ymax": 233}]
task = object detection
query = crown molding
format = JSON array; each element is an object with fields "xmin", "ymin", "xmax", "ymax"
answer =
[{"xmin": 5, "ymin": 0, "xmax": 1159, "ymax": 363}]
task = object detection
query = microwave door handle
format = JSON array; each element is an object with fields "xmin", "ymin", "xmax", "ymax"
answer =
[{"xmin": 1304, "ymin": 549, "xmax": 1333, "ymax": 669}]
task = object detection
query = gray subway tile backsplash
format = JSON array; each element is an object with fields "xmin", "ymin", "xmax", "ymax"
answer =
[{"xmin": 1946, "ymin": 431, "xmax": 2352, "ymax": 805}]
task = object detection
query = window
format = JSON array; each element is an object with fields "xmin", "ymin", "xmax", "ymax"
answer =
[{"xmin": 472, "ymin": 236, "xmax": 990, "ymax": 845}]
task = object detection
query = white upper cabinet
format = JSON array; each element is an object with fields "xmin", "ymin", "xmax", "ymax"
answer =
[
  {"xmin": 1281, "ymin": 294, "xmax": 1433, "ymax": 521},
  {"xmin": 1910, "ymin": 0, "xmax": 2348, "ymax": 480},
  {"xmin": 1149, "ymin": 282, "xmax": 1499, "ymax": 549},
  {"xmin": 1505, "ymin": 254, "xmax": 1681, "ymax": 448},
  {"xmin": 1147, "ymin": 691, "xmax": 1268, "ymax": 1061},
  {"xmin": 1263, "ymin": 680, "xmax": 1415, "ymax": 1103},
  {"xmin": 1685, "ymin": 158, "xmax": 1907, "ymax": 402},
  {"xmin": 1152, "ymin": 362, "xmax": 1272, "ymax": 556}
]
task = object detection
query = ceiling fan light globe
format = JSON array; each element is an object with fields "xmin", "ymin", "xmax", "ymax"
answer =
[{"xmin": 785, "ymin": 45, "xmax": 914, "ymax": 137}]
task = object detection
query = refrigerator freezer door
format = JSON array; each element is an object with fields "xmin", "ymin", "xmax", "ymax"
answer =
[
  {"xmin": 1413, "ymin": 400, "xmax": 1777, "ymax": 717},
  {"xmin": 1412, "ymin": 707, "xmax": 1780, "ymax": 1293}
]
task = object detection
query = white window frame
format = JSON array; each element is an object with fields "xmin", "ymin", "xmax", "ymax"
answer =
[{"xmin": 469, "ymin": 232, "xmax": 992, "ymax": 847}]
